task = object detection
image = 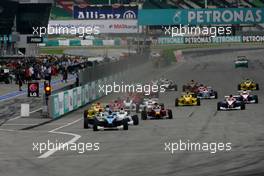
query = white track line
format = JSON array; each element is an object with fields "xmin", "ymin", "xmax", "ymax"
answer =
[{"xmin": 38, "ymin": 118, "xmax": 82, "ymax": 159}]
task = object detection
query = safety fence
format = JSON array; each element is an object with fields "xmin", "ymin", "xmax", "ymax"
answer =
[
  {"xmin": 48, "ymin": 52, "xmax": 149, "ymax": 119},
  {"xmin": 48, "ymin": 72, "xmax": 124, "ymax": 119}
]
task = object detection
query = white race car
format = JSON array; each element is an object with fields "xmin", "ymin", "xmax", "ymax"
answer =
[
  {"xmin": 140, "ymin": 98, "xmax": 159, "ymax": 111},
  {"xmin": 123, "ymin": 99, "xmax": 139, "ymax": 113},
  {"xmin": 159, "ymin": 79, "xmax": 178, "ymax": 91},
  {"xmin": 234, "ymin": 91, "xmax": 258, "ymax": 104},
  {"xmin": 116, "ymin": 109, "xmax": 139, "ymax": 126}
]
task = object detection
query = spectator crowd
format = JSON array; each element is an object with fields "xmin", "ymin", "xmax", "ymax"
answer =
[{"xmin": 0, "ymin": 55, "xmax": 90, "ymax": 91}]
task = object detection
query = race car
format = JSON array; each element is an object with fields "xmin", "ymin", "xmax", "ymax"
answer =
[
  {"xmin": 122, "ymin": 97, "xmax": 140, "ymax": 113},
  {"xmin": 93, "ymin": 110, "xmax": 129, "ymax": 131},
  {"xmin": 141, "ymin": 103, "xmax": 172, "ymax": 120},
  {"xmin": 116, "ymin": 108, "xmax": 139, "ymax": 125},
  {"xmin": 109, "ymin": 99, "xmax": 124, "ymax": 112},
  {"xmin": 196, "ymin": 86, "xmax": 218, "ymax": 99},
  {"xmin": 175, "ymin": 92, "xmax": 201, "ymax": 106},
  {"xmin": 158, "ymin": 78, "xmax": 178, "ymax": 91},
  {"xmin": 83, "ymin": 103, "xmax": 104, "ymax": 129},
  {"xmin": 238, "ymin": 79, "xmax": 259, "ymax": 91},
  {"xmin": 217, "ymin": 95, "xmax": 245, "ymax": 111},
  {"xmin": 235, "ymin": 56, "xmax": 249, "ymax": 68},
  {"xmin": 234, "ymin": 91, "xmax": 258, "ymax": 104},
  {"xmin": 182, "ymin": 80, "xmax": 201, "ymax": 93},
  {"xmin": 140, "ymin": 97, "xmax": 159, "ymax": 111}
]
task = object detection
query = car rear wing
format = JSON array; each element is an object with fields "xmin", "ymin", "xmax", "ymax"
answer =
[{"xmin": 237, "ymin": 90, "xmax": 251, "ymax": 93}]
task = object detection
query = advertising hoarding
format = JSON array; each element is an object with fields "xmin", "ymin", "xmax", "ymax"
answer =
[
  {"xmin": 27, "ymin": 82, "xmax": 39, "ymax": 97},
  {"xmin": 74, "ymin": 5, "xmax": 138, "ymax": 20},
  {"xmin": 139, "ymin": 8, "xmax": 264, "ymax": 25},
  {"xmin": 48, "ymin": 20, "xmax": 140, "ymax": 34}
]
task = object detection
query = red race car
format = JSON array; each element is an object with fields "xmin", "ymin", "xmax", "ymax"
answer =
[{"xmin": 141, "ymin": 103, "xmax": 173, "ymax": 120}]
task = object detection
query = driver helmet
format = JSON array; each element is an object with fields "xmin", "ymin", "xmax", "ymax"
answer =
[{"xmin": 119, "ymin": 108, "xmax": 125, "ymax": 114}]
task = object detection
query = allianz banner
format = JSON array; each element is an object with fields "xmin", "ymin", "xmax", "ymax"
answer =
[
  {"xmin": 139, "ymin": 8, "xmax": 264, "ymax": 25},
  {"xmin": 74, "ymin": 5, "xmax": 138, "ymax": 20}
]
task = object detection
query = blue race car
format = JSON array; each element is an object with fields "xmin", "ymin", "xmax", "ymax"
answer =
[
  {"xmin": 93, "ymin": 110, "xmax": 128, "ymax": 131},
  {"xmin": 197, "ymin": 86, "xmax": 218, "ymax": 99}
]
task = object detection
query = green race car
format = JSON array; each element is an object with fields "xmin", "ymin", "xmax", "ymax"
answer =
[{"xmin": 235, "ymin": 56, "xmax": 248, "ymax": 68}]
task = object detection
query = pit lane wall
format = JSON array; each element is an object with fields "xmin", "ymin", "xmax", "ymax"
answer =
[
  {"xmin": 41, "ymin": 39, "xmax": 123, "ymax": 46},
  {"xmin": 48, "ymin": 72, "xmax": 124, "ymax": 119},
  {"xmin": 48, "ymin": 52, "xmax": 149, "ymax": 119}
]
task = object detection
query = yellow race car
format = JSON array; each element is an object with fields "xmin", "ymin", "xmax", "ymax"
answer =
[
  {"xmin": 238, "ymin": 79, "xmax": 259, "ymax": 91},
  {"xmin": 175, "ymin": 92, "xmax": 201, "ymax": 106},
  {"xmin": 83, "ymin": 103, "xmax": 104, "ymax": 129}
]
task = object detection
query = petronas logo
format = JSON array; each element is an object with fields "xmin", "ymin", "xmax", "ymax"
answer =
[{"xmin": 173, "ymin": 11, "xmax": 182, "ymax": 24}]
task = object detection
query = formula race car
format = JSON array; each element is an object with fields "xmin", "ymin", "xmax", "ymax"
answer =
[
  {"xmin": 175, "ymin": 92, "xmax": 201, "ymax": 106},
  {"xmin": 109, "ymin": 99, "xmax": 123, "ymax": 112},
  {"xmin": 116, "ymin": 108, "xmax": 139, "ymax": 125},
  {"xmin": 140, "ymin": 98, "xmax": 159, "ymax": 111},
  {"xmin": 158, "ymin": 78, "xmax": 178, "ymax": 91},
  {"xmin": 83, "ymin": 103, "xmax": 104, "ymax": 129},
  {"xmin": 217, "ymin": 95, "xmax": 245, "ymax": 111},
  {"xmin": 235, "ymin": 56, "xmax": 249, "ymax": 68},
  {"xmin": 238, "ymin": 79, "xmax": 259, "ymax": 91},
  {"xmin": 141, "ymin": 103, "xmax": 172, "ymax": 120},
  {"xmin": 122, "ymin": 97, "xmax": 140, "ymax": 113},
  {"xmin": 234, "ymin": 91, "xmax": 258, "ymax": 104},
  {"xmin": 93, "ymin": 110, "xmax": 129, "ymax": 131},
  {"xmin": 182, "ymin": 80, "xmax": 201, "ymax": 93},
  {"xmin": 197, "ymin": 86, "xmax": 218, "ymax": 99}
]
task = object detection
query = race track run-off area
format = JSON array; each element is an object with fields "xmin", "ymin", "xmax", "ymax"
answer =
[{"xmin": 0, "ymin": 48, "xmax": 264, "ymax": 176}]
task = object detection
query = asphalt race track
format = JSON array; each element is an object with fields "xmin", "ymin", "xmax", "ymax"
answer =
[{"xmin": 0, "ymin": 47, "xmax": 264, "ymax": 176}]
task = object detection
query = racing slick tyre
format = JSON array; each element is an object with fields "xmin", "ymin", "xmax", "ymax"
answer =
[
  {"xmin": 197, "ymin": 98, "xmax": 201, "ymax": 106},
  {"xmin": 83, "ymin": 111, "xmax": 89, "ymax": 129},
  {"xmin": 132, "ymin": 115, "xmax": 139, "ymax": 125},
  {"xmin": 241, "ymin": 102, "xmax": 246, "ymax": 110},
  {"xmin": 256, "ymin": 84, "xmax": 259, "ymax": 90},
  {"xmin": 168, "ymin": 109, "xmax": 173, "ymax": 119},
  {"xmin": 217, "ymin": 102, "xmax": 221, "ymax": 111},
  {"xmin": 214, "ymin": 91, "xmax": 218, "ymax": 99},
  {"xmin": 174, "ymin": 85, "xmax": 178, "ymax": 91},
  {"xmin": 160, "ymin": 103, "xmax": 165, "ymax": 109},
  {"xmin": 254, "ymin": 95, "xmax": 259, "ymax": 104},
  {"xmin": 175, "ymin": 98, "xmax": 179, "ymax": 107},
  {"xmin": 238, "ymin": 84, "xmax": 241, "ymax": 90},
  {"xmin": 141, "ymin": 111, "xmax": 147, "ymax": 120},
  {"xmin": 182, "ymin": 85, "xmax": 186, "ymax": 92},
  {"xmin": 136, "ymin": 104, "xmax": 140, "ymax": 113},
  {"xmin": 123, "ymin": 119, "xmax": 128, "ymax": 130},
  {"xmin": 93, "ymin": 119, "xmax": 99, "ymax": 131}
]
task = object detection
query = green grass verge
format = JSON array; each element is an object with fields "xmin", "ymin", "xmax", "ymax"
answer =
[{"xmin": 40, "ymin": 48, "xmax": 65, "ymax": 55}]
